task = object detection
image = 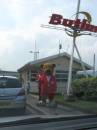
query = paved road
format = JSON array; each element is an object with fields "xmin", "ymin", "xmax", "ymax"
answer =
[
  {"xmin": 0, "ymin": 94, "xmax": 89, "ymax": 118},
  {"xmin": 26, "ymin": 94, "xmax": 87, "ymax": 116},
  {"xmin": 0, "ymin": 108, "xmax": 30, "ymax": 117}
]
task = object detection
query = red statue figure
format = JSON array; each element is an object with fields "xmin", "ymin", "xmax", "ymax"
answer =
[{"xmin": 37, "ymin": 63, "xmax": 57, "ymax": 106}]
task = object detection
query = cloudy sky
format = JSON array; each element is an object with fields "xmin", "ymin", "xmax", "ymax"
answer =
[{"xmin": 0, "ymin": 0, "xmax": 97, "ymax": 71}]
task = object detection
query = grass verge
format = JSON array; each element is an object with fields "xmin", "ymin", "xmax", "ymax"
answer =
[{"xmin": 55, "ymin": 95, "xmax": 97, "ymax": 114}]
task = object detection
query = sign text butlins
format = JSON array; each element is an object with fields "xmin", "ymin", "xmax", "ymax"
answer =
[{"xmin": 49, "ymin": 14, "xmax": 97, "ymax": 33}]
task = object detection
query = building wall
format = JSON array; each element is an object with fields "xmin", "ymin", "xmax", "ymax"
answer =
[
  {"xmin": 27, "ymin": 81, "xmax": 67, "ymax": 95},
  {"xmin": 20, "ymin": 71, "xmax": 29, "ymax": 92}
]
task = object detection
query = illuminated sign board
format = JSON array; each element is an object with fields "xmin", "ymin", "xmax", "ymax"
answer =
[{"xmin": 49, "ymin": 14, "xmax": 97, "ymax": 33}]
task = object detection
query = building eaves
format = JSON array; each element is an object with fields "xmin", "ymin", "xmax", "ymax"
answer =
[
  {"xmin": 30, "ymin": 52, "xmax": 92, "ymax": 69},
  {"xmin": 18, "ymin": 52, "xmax": 93, "ymax": 72}
]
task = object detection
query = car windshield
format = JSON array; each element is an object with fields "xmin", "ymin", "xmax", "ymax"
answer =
[
  {"xmin": 0, "ymin": 0, "xmax": 97, "ymax": 129},
  {"xmin": 0, "ymin": 77, "xmax": 22, "ymax": 88}
]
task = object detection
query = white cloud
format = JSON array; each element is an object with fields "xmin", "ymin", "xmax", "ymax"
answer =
[
  {"xmin": 0, "ymin": 0, "xmax": 97, "ymax": 70},
  {"xmin": 0, "ymin": 30, "xmax": 14, "ymax": 57}
]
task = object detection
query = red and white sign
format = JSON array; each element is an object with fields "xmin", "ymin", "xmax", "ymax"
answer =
[{"xmin": 49, "ymin": 14, "xmax": 97, "ymax": 33}]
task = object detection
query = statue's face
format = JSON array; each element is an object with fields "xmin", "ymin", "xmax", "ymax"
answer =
[{"xmin": 42, "ymin": 63, "xmax": 55, "ymax": 76}]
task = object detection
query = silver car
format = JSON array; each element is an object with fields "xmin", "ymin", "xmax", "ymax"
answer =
[{"xmin": 0, "ymin": 76, "xmax": 26, "ymax": 110}]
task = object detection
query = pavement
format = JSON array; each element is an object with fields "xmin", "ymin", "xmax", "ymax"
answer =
[{"xmin": 26, "ymin": 94, "xmax": 88, "ymax": 117}]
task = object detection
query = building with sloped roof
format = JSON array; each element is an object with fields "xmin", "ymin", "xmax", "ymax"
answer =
[{"xmin": 18, "ymin": 52, "xmax": 92, "ymax": 94}]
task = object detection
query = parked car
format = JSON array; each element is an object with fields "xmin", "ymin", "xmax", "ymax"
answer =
[{"xmin": 0, "ymin": 76, "xmax": 26, "ymax": 110}]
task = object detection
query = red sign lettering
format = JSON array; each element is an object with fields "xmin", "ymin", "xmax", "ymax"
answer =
[
  {"xmin": 49, "ymin": 14, "xmax": 62, "ymax": 25},
  {"xmin": 49, "ymin": 14, "xmax": 97, "ymax": 33}
]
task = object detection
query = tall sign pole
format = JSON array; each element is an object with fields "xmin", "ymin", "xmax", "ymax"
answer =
[{"xmin": 67, "ymin": 0, "xmax": 81, "ymax": 96}]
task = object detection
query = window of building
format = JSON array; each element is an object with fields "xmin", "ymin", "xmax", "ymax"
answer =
[
  {"xmin": 56, "ymin": 70, "xmax": 76, "ymax": 82},
  {"xmin": 30, "ymin": 70, "xmax": 37, "ymax": 81}
]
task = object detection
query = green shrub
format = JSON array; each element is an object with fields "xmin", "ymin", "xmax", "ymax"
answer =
[
  {"xmin": 72, "ymin": 77, "xmax": 97, "ymax": 100},
  {"xmin": 74, "ymin": 74, "xmax": 92, "ymax": 79}
]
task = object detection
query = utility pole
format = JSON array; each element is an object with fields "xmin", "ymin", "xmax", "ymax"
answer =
[
  {"xmin": 59, "ymin": 40, "xmax": 62, "ymax": 54},
  {"xmin": 93, "ymin": 53, "xmax": 95, "ymax": 77},
  {"xmin": 34, "ymin": 41, "xmax": 39, "ymax": 60},
  {"xmin": 30, "ymin": 41, "xmax": 39, "ymax": 61},
  {"xmin": 67, "ymin": 0, "xmax": 81, "ymax": 96}
]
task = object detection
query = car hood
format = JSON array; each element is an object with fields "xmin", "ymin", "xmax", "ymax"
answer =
[{"xmin": 0, "ymin": 114, "xmax": 96, "ymax": 127}]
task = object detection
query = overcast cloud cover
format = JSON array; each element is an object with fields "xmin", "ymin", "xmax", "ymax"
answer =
[{"xmin": 0, "ymin": 0, "xmax": 97, "ymax": 71}]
